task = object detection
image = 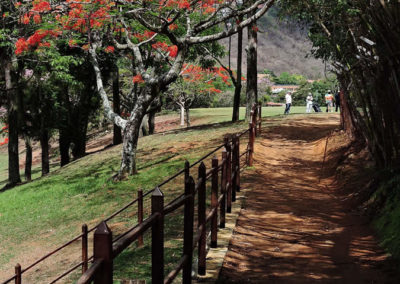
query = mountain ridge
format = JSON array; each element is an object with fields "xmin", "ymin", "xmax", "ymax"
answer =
[{"xmin": 220, "ymin": 9, "xmax": 326, "ymax": 80}]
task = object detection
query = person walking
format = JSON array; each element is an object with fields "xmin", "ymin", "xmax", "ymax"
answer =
[
  {"xmin": 335, "ymin": 91, "xmax": 341, "ymax": 112},
  {"xmin": 284, "ymin": 92, "xmax": 292, "ymax": 115},
  {"xmin": 306, "ymin": 93, "xmax": 313, "ymax": 113},
  {"xmin": 325, "ymin": 90, "xmax": 334, "ymax": 112}
]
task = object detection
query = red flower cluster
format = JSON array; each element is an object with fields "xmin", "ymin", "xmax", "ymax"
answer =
[
  {"xmin": 32, "ymin": 1, "xmax": 51, "ymax": 12},
  {"xmin": 0, "ymin": 137, "xmax": 9, "ymax": 146},
  {"xmin": 208, "ymin": 87, "xmax": 222, "ymax": 93},
  {"xmin": 105, "ymin": 46, "xmax": 115, "ymax": 53},
  {"xmin": 132, "ymin": 74, "xmax": 144, "ymax": 84},
  {"xmin": 160, "ymin": 0, "xmax": 190, "ymax": 9},
  {"xmin": 182, "ymin": 65, "xmax": 232, "ymax": 88},
  {"xmin": 167, "ymin": 45, "xmax": 178, "ymax": 58},
  {"xmin": 15, "ymin": 30, "xmax": 59, "ymax": 55},
  {"xmin": 151, "ymin": 42, "xmax": 178, "ymax": 58},
  {"xmin": 0, "ymin": 125, "xmax": 8, "ymax": 146}
]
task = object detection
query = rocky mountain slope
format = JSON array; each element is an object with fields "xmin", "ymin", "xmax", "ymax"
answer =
[{"xmin": 221, "ymin": 8, "xmax": 326, "ymax": 79}]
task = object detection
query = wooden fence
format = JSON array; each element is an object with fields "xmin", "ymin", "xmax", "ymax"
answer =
[{"xmin": 2, "ymin": 103, "xmax": 262, "ymax": 284}]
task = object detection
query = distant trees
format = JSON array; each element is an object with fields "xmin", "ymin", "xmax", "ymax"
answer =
[
  {"xmin": 281, "ymin": 0, "xmax": 400, "ymax": 169},
  {"xmin": 268, "ymin": 71, "xmax": 307, "ymax": 85},
  {"xmin": 292, "ymin": 76, "xmax": 337, "ymax": 106}
]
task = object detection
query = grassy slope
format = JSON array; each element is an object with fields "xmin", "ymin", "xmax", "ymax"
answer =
[
  {"xmin": 0, "ymin": 107, "xmax": 305, "ymax": 186},
  {"xmin": 372, "ymin": 172, "xmax": 400, "ymax": 266},
  {"xmin": 0, "ymin": 107, "xmax": 305, "ymax": 282}
]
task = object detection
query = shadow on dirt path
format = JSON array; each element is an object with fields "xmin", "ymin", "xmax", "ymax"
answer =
[{"xmin": 219, "ymin": 114, "xmax": 400, "ymax": 284}]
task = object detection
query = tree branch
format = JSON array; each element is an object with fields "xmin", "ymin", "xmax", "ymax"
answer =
[
  {"xmin": 185, "ymin": 0, "xmax": 275, "ymax": 44},
  {"xmin": 89, "ymin": 43, "xmax": 127, "ymax": 130}
]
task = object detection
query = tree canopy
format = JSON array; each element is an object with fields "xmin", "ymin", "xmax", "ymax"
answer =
[{"xmin": 4, "ymin": 0, "xmax": 275, "ymax": 178}]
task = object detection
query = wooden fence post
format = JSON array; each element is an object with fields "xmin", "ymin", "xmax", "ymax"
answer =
[
  {"xmin": 198, "ymin": 162, "xmax": 206, "ymax": 275},
  {"xmin": 225, "ymin": 137, "xmax": 232, "ymax": 213},
  {"xmin": 231, "ymin": 135, "xmax": 237, "ymax": 202},
  {"xmin": 184, "ymin": 160, "xmax": 190, "ymax": 181},
  {"xmin": 137, "ymin": 189, "xmax": 144, "ymax": 247},
  {"xmin": 232, "ymin": 136, "xmax": 239, "ymax": 202},
  {"xmin": 183, "ymin": 176, "xmax": 195, "ymax": 284},
  {"xmin": 94, "ymin": 222, "xmax": 113, "ymax": 284},
  {"xmin": 220, "ymin": 150, "xmax": 227, "ymax": 228},
  {"xmin": 248, "ymin": 122, "xmax": 254, "ymax": 167},
  {"xmin": 15, "ymin": 264, "xmax": 21, "ymax": 284},
  {"xmin": 211, "ymin": 156, "xmax": 218, "ymax": 248},
  {"xmin": 82, "ymin": 224, "xmax": 88, "ymax": 274},
  {"xmin": 152, "ymin": 187, "xmax": 164, "ymax": 284}
]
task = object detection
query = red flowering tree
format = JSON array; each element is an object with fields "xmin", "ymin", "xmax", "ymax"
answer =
[
  {"xmin": 16, "ymin": 0, "xmax": 275, "ymax": 177},
  {"xmin": 168, "ymin": 64, "xmax": 228, "ymax": 127}
]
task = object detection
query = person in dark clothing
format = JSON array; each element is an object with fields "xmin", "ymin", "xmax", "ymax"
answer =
[{"xmin": 335, "ymin": 91, "xmax": 341, "ymax": 112}]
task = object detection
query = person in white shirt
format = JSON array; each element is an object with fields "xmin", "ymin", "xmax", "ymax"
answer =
[
  {"xmin": 284, "ymin": 92, "xmax": 292, "ymax": 115},
  {"xmin": 306, "ymin": 93, "xmax": 313, "ymax": 113}
]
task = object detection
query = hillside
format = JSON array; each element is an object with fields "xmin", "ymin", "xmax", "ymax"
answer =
[
  {"xmin": 0, "ymin": 107, "xmax": 308, "ymax": 283},
  {"xmin": 221, "ymin": 8, "xmax": 326, "ymax": 79}
]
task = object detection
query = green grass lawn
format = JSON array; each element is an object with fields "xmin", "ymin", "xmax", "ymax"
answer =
[
  {"xmin": 190, "ymin": 106, "xmax": 306, "ymax": 124},
  {"xmin": 0, "ymin": 113, "xmax": 264, "ymax": 282},
  {"xmin": 0, "ymin": 106, "xmax": 308, "ymax": 187},
  {"xmin": 0, "ymin": 107, "xmax": 315, "ymax": 282}
]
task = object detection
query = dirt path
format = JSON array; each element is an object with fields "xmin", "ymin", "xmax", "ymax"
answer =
[{"xmin": 219, "ymin": 114, "xmax": 400, "ymax": 283}]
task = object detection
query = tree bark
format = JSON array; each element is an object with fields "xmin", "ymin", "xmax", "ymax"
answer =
[
  {"xmin": 141, "ymin": 114, "xmax": 149, "ymax": 136},
  {"xmin": 232, "ymin": 22, "xmax": 243, "ymax": 122},
  {"xmin": 119, "ymin": 108, "xmax": 146, "ymax": 177},
  {"xmin": 339, "ymin": 88, "xmax": 357, "ymax": 139},
  {"xmin": 245, "ymin": 15, "xmax": 258, "ymax": 121},
  {"xmin": 148, "ymin": 110, "xmax": 156, "ymax": 134},
  {"xmin": 185, "ymin": 107, "xmax": 191, "ymax": 127},
  {"xmin": 59, "ymin": 129, "xmax": 71, "ymax": 166},
  {"xmin": 5, "ymin": 58, "xmax": 21, "ymax": 186},
  {"xmin": 24, "ymin": 136, "xmax": 32, "ymax": 182},
  {"xmin": 179, "ymin": 104, "xmax": 185, "ymax": 126},
  {"xmin": 112, "ymin": 66, "xmax": 123, "ymax": 145},
  {"xmin": 70, "ymin": 87, "xmax": 95, "ymax": 160},
  {"xmin": 71, "ymin": 119, "xmax": 88, "ymax": 160},
  {"xmin": 40, "ymin": 129, "xmax": 50, "ymax": 176}
]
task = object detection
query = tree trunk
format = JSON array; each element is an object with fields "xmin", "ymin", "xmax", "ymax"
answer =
[
  {"xmin": 59, "ymin": 129, "xmax": 70, "ymax": 166},
  {"xmin": 112, "ymin": 66, "xmax": 123, "ymax": 145},
  {"xmin": 119, "ymin": 111, "xmax": 145, "ymax": 177},
  {"xmin": 179, "ymin": 104, "xmax": 185, "ymax": 126},
  {"xmin": 232, "ymin": 22, "xmax": 243, "ymax": 122},
  {"xmin": 148, "ymin": 110, "xmax": 156, "ymax": 134},
  {"xmin": 245, "ymin": 15, "xmax": 258, "ymax": 121},
  {"xmin": 24, "ymin": 136, "xmax": 32, "ymax": 182},
  {"xmin": 339, "ymin": 88, "xmax": 357, "ymax": 139},
  {"xmin": 71, "ymin": 88, "xmax": 94, "ymax": 160},
  {"xmin": 185, "ymin": 107, "xmax": 191, "ymax": 127},
  {"xmin": 40, "ymin": 129, "xmax": 50, "ymax": 176},
  {"xmin": 141, "ymin": 114, "xmax": 149, "ymax": 136},
  {"xmin": 71, "ymin": 121, "xmax": 87, "ymax": 160},
  {"xmin": 5, "ymin": 58, "xmax": 21, "ymax": 186}
]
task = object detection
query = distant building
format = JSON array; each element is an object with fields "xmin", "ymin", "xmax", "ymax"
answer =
[{"xmin": 270, "ymin": 85, "xmax": 300, "ymax": 94}]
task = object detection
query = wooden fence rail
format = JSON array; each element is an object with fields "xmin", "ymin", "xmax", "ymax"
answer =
[{"xmin": 2, "ymin": 103, "xmax": 262, "ymax": 284}]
